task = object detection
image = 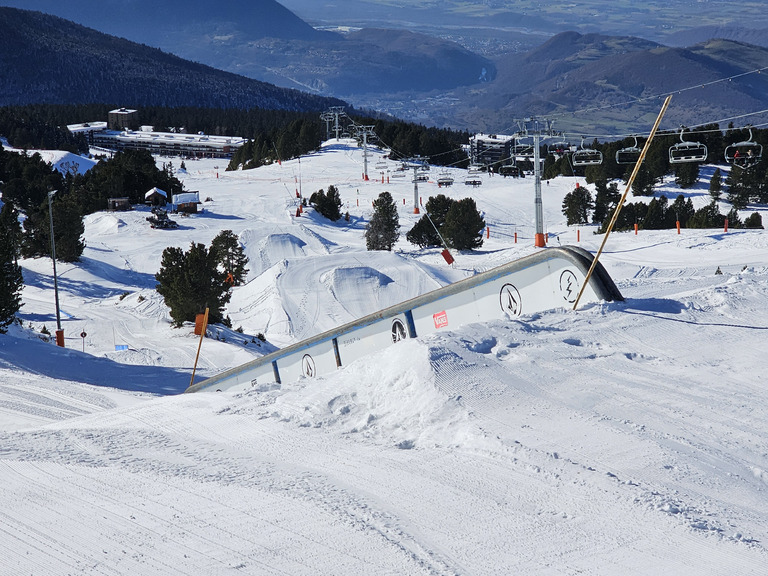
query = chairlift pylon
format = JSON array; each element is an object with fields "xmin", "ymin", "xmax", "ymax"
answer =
[
  {"xmin": 572, "ymin": 137, "xmax": 603, "ymax": 166},
  {"xmin": 669, "ymin": 126, "xmax": 707, "ymax": 164},
  {"xmin": 724, "ymin": 126, "xmax": 762, "ymax": 170},
  {"xmin": 615, "ymin": 135, "xmax": 642, "ymax": 165}
]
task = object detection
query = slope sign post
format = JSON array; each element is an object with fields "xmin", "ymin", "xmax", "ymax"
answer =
[{"xmin": 190, "ymin": 307, "xmax": 210, "ymax": 388}]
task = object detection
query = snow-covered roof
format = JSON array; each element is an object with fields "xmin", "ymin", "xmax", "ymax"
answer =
[
  {"xmin": 145, "ymin": 187, "xmax": 167, "ymax": 199},
  {"xmin": 67, "ymin": 121, "xmax": 108, "ymax": 134},
  {"xmin": 172, "ymin": 192, "xmax": 200, "ymax": 204},
  {"xmin": 115, "ymin": 130, "xmax": 246, "ymax": 149}
]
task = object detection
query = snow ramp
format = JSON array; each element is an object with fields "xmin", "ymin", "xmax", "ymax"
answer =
[{"xmin": 186, "ymin": 246, "xmax": 622, "ymax": 393}]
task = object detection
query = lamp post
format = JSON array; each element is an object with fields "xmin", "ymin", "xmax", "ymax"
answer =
[{"xmin": 47, "ymin": 190, "xmax": 64, "ymax": 347}]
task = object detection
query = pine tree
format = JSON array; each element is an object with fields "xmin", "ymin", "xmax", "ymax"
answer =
[
  {"xmin": 642, "ymin": 197, "xmax": 665, "ymax": 230},
  {"xmin": 674, "ymin": 162, "xmax": 699, "ymax": 189},
  {"xmin": 155, "ymin": 242, "xmax": 232, "ymax": 327},
  {"xmin": 52, "ymin": 196, "xmax": 85, "ymax": 263},
  {"xmin": 324, "ymin": 185, "xmax": 343, "ymax": 221},
  {"xmin": 406, "ymin": 217, "xmax": 440, "ymax": 248},
  {"xmin": 365, "ymin": 191, "xmax": 400, "ymax": 251},
  {"xmin": 592, "ymin": 180, "xmax": 620, "ymax": 226},
  {"xmin": 726, "ymin": 168, "xmax": 749, "ymax": 210},
  {"xmin": 20, "ymin": 194, "xmax": 85, "ymax": 262},
  {"xmin": 442, "ymin": 197, "xmax": 485, "ymax": 250},
  {"xmin": 631, "ymin": 165, "xmax": 656, "ymax": 196},
  {"xmin": 688, "ymin": 201, "xmax": 725, "ymax": 229},
  {"xmin": 669, "ymin": 194, "xmax": 695, "ymax": 228},
  {"xmin": 709, "ymin": 168, "xmax": 722, "ymax": 201},
  {"xmin": 406, "ymin": 194, "xmax": 454, "ymax": 248},
  {"xmin": 725, "ymin": 207, "xmax": 742, "ymax": 229},
  {"xmin": 0, "ymin": 202, "xmax": 24, "ymax": 332},
  {"xmin": 561, "ymin": 185, "xmax": 593, "ymax": 226},
  {"xmin": 743, "ymin": 212, "xmax": 764, "ymax": 229},
  {"xmin": 210, "ymin": 230, "xmax": 249, "ymax": 286},
  {"xmin": 311, "ymin": 185, "xmax": 343, "ymax": 221}
]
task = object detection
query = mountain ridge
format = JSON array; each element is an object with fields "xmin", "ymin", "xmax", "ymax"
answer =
[{"xmin": 0, "ymin": 8, "xmax": 346, "ymax": 111}]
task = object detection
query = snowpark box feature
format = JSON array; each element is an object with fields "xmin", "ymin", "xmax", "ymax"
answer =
[{"xmin": 188, "ymin": 246, "xmax": 622, "ymax": 392}]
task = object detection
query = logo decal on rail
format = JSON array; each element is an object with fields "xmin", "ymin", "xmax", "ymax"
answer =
[
  {"xmin": 301, "ymin": 354, "xmax": 316, "ymax": 378},
  {"xmin": 500, "ymin": 283, "xmax": 522, "ymax": 318},
  {"xmin": 559, "ymin": 270, "xmax": 579, "ymax": 303},
  {"xmin": 433, "ymin": 311, "xmax": 449, "ymax": 329},
  {"xmin": 391, "ymin": 318, "xmax": 407, "ymax": 343}
]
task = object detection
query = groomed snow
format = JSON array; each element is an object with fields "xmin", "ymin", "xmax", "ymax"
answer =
[{"xmin": 1, "ymin": 138, "xmax": 767, "ymax": 574}]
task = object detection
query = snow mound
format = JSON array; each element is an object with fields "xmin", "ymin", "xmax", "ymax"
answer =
[
  {"xmin": 244, "ymin": 232, "xmax": 307, "ymax": 277},
  {"xmin": 322, "ymin": 266, "xmax": 394, "ymax": 317},
  {"xmin": 85, "ymin": 213, "xmax": 123, "ymax": 236},
  {"xmin": 33, "ymin": 150, "xmax": 96, "ymax": 175},
  {"xmin": 244, "ymin": 341, "xmax": 492, "ymax": 450}
]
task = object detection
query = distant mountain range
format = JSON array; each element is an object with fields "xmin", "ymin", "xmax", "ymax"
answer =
[
  {"xmin": 0, "ymin": 7, "xmax": 345, "ymax": 111},
  {"xmin": 3, "ymin": 3, "xmax": 768, "ymax": 136},
  {"xmin": 449, "ymin": 31, "xmax": 768, "ymax": 133},
  {"xmin": 0, "ymin": 0, "xmax": 495, "ymax": 98}
]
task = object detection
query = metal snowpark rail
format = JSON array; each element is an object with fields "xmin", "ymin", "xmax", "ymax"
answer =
[{"xmin": 186, "ymin": 246, "xmax": 623, "ymax": 394}]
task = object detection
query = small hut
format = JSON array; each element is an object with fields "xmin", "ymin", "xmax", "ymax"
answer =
[
  {"xmin": 107, "ymin": 197, "xmax": 131, "ymax": 211},
  {"xmin": 172, "ymin": 191, "xmax": 201, "ymax": 214},
  {"xmin": 145, "ymin": 187, "xmax": 168, "ymax": 207}
]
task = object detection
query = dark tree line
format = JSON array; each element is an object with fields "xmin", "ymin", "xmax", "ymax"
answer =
[
  {"xmin": 0, "ymin": 201, "xmax": 23, "ymax": 332},
  {"xmin": 369, "ymin": 120, "xmax": 470, "ymax": 168},
  {"xmin": 0, "ymin": 144, "xmax": 183, "ymax": 265},
  {"xmin": 0, "ymin": 8, "xmax": 346, "ymax": 112},
  {"xmin": 562, "ymin": 180, "xmax": 763, "ymax": 233}
]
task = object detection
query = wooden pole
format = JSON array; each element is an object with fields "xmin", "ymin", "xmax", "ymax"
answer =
[
  {"xmin": 189, "ymin": 307, "xmax": 210, "ymax": 388},
  {"xmin": 573, "ymin": 95, "xmax": 672, "ymax": 311}
]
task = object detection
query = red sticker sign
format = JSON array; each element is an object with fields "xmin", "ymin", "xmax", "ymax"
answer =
[{"xmin": 433, "ymin": 311, "xmax": 448, "ymax": 329}]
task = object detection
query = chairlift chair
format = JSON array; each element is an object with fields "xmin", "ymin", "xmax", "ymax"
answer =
[
  {"xmin": 547, "ymin": 141, "xmax": 569, "ymax": 156},
  {"xmin": 467, "ymin": 164, "xmax": 482, "ymax": 175},
  {"xmin": 615, "ymin": 136, "xmax": 642, "ymax": 165},
  {"xmin": 669, "ymin": 126, "xmax": 707, "ymax": 164},
  {"xmin": 437, "ymin": 172, "xmax": 454, "ymax": 187},
  {"xmin": 724, "ymin": 126, "xmax": 762, "ymax": 170},
  {"xmin": 499, "ymin": 165, "xmax": 520, "ymax": 177},
  {"xmin": 572, "ymin": 138, "xmax": 603, "ymax": 166}
]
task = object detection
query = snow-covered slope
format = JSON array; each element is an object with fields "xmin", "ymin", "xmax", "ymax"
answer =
[{"xmin": 1, "ymin": 139, "xmax": 767, "ymax": 574}]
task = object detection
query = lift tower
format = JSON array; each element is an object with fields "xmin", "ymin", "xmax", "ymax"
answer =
[
  {"xmin": 352, "ymin": 124, "xmax": 376, "ymax": 181},
  {"xmin": 517, "ymin": 118, "xmax": 559, "ymax": 248},
  {"xmin": 320, "ymin": 106, "xmax": 347, "ymax": 141},
  {"xmin": 403, "ymin": 156, "xmax": 428, "ymax": 214}
]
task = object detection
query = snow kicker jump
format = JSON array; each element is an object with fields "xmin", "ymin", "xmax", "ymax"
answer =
[{"xmin": 186, "ymin": 246, "xmax": 623, "ymax": 393}]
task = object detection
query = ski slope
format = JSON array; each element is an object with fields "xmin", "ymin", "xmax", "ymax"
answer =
[{"xmin": 1, "ymin": 138, "xmax": 767, "ymax": 574}]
